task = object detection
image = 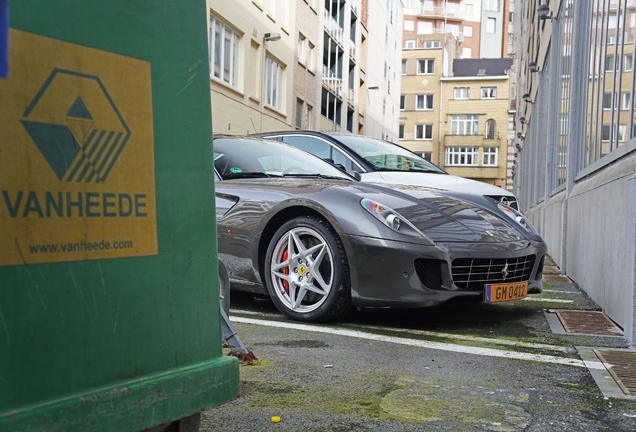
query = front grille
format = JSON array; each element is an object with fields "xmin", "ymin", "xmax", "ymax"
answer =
[
  {"xmin": 414, "ymin": 258, "xmax": 443, "ymax": 289},
  {"xmin": 451, "ymin": 255, "xmax": 536, "ymax": 291}
]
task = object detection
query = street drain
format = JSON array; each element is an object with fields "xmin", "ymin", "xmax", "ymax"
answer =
[
  {"xmin": 555, "ymin": 310, "xmax": 623, "ymax": 336},
  {"xmin": 595, "ymin": 349, "xmax": 636, "ymax": 395}
]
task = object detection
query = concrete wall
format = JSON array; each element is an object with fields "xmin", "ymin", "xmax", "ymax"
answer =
[{"xmin": 527, "ymin": 152, "xmax": 636, "ymax": 342}]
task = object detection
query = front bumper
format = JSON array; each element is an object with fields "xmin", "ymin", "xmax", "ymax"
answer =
[{"xmin": 341, "ymin": 234, "xmax": 547, "ymax": 308}]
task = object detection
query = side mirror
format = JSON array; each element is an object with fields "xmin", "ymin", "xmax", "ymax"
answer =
[{"xmin": 350, "ymin": 171, "xmax": 362, "ymax": 181}]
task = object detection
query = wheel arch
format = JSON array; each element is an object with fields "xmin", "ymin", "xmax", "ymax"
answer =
[{"xmin": 255, "ymin": 206, "xmax": 344, "ymax": 286}]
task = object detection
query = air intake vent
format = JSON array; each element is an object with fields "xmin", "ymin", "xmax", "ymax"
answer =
[
  {"xmin": 452, "ymin": 255, "xmax": 536, "ymax": 291},
  {"xmin": 414, "ymin": 258, "xmax": 443, "ymax": 289}
]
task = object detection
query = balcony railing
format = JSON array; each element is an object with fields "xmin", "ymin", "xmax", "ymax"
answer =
[
  {"xmin": 347, "ymin": 88, "xmax": 355, "ymax": 106},
  {"xmin": 322, "ymin": 65, "xmax": 343, "ymax": 97},
  {"xmin": 349, "ymin": 42, "xmax": 357, "ymax": 60},
  {"xmin": 320, "ymin": 115, "xmax": 342, "ymax": 132},
  {"xmin": 324, "ymin": 10, "xmax": 344, "ymax": 46},
  {"xmin": 418, "ymin": 6, "xmax": 464, "ymax": 20}
]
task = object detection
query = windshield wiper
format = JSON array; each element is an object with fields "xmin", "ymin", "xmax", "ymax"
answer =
[
  {"xmin": 281, "ymin": 173, "xmax": 347, "ymax": 180},
  {"xmin": 373, "ymin": 166, "xmax": 443, "ymax": 174},
  {"xmin": 224, "ymin": 171, "xmax": 281, "ymax": 179}
]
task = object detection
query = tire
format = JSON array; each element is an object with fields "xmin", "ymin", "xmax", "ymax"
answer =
[{"xmin": 264, "ymin": 216, "xmax": 351, "ymax": 322}]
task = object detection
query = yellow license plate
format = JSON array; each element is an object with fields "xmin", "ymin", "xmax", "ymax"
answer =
[{"xmin": 484, "ymin": 281, "xmax": 528, "ymax": 303}]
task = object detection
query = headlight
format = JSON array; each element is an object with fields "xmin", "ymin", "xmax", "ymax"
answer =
[
  {"xmin": 360, "ymin": 198, "xmax": 434, "ymax": 244},
  {"xmin": 497, "ymin": 203, "xmax": 538, "ymax": 235}
]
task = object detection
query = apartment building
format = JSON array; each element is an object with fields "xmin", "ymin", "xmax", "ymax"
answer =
[
  {"xmin": 514, "ymin": 0, "xmax": 636, "ymax": 342},
  {"xmin": 399, "ymin": 34, "xmax": 457, "ymax": 160},
  {"xmin": 480, "ymin": 0, "xmax": 506, "ymax": 58},
  {"xmin": 206, "ymin": 0, "xmax": 401, "ymax": 141},
  {"xmin": 207, "ymin": 0, "xmax": 297, "ymax": 134},
  {"xmin": 441, "ymin": 58, "xmax": 512, "ymax": 189}
]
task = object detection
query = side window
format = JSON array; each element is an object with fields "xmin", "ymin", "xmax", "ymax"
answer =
[
  {"xmin": 330, "ymin": 147, "xmax": 350, "ymax": 172},
  {"xmin": 280, "ymin": 135, "xmax": 331, "ymax": 159}
]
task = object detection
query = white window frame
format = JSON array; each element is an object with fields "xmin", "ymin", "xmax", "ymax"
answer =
[
  {"xmin": 265, "ymin": 55, "xmax": 284, "ymax": 110},
  {"xmin": 404, "ymin": 20, "xmax": 415, "ymax": 31},
  {"xmin": 399, "ymin": 124, "xmax": 405, "ymax": 139},
  {"xmin": 481, "ymin": 87, "xmax": 497, "ymax": 99},
  {"xmin": 400, "ymin": 94, "xmax": 406, "ymax": 110},
  {"xmin": 401, "ymin": 59, "xmax": 407, "ymax": 75},
  {"xmin": 416, "ymin": 94, "xmax": 434, "ymax": 110},
  {"xmin": 451, "ymin": 114, "xmax": 479, "ymax": 135},
  {"xmin": 415, "ymin": 124, "xmax": 433, "ymax": 140},
  {"xmin": 298, "ymin": 33, "xmax": 306, "ymax": 65},
  {"xmin": 484, "ymin": 0, "xmax": 499, "ymax": 12},
  {"xmin": 405, "ymin": 40, "xmax": 416, "ymax": 49},
  {"xmin": 446, "ymin": 147, "xmax": 479, "ymax": 166},
  {"xmin": 424, "ymin": 40, "xmax": 440, "ymax": 48},
  {"xmin": 454, "ymin": 87, "xmax": 469, "ymax": 99},
  {"xmin": 210, "ymin": 14, "xmax": 241, "ymax": 88},
  {"xmin": 307, "ymin": 41, "xmax": 315, "ymax": 72},
  {"xmin": 305, "ymin": 104, "xmax": 313, "ymax": 129},
  {"xmin": 464, "ymin": 26, "xmax": 473, "ymax": 37},
  {"xmin": 417, "ymin": 21, "xmax": 433, "ymax": 35},
  {"xmin": 482, "ymin": 147, "xmax": 498, "ymax": 166},
  {"xmin": 487, "ymin": 17, "xmax": 496, "ymax": 33},
  {"xmin": 462, "ymin": 47, "xmax": 472, "ymax": 58},
  {"xmin": 417, "ymin": 59, "xmax": 435, "ymax": 74}
]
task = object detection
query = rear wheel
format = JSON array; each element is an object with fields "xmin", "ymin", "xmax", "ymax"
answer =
[{"xmin": 264, "ymin": 216, "xmax": 351, "ymax": 322}]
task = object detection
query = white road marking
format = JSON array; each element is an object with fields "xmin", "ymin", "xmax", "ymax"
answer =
[
  {"xmin": 523, "ymin": 297, "xmax": 574, "ymax": 303},
  {"xmin": 231, "ymin": 316, "xmax": 586, "ymax": 368},
  {"xmin": 232, "ymin": 308, "xmax": 572, "ymax": 353}
]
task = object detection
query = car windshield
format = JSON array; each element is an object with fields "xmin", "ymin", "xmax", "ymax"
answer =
[
  {"xmin": 330, "ymin": 134, "xmax": 445, "ymax": 174},
  {"xmin": 213, "ymin": 137, "xmax": 354, "ymax": 181}
]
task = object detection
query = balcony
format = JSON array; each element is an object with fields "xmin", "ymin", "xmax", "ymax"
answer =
[
  {"xmin": 349, "ymin": 42, "xmax": 357, "ymax": 61},
  {"xmin": 320, "ymin": 115, "xmax": 342, "ymax": 132},
  {"xmin": 347, "ymin": 88, "xmax": 355, "ymax": 107},
  {"xmin": 417, "ymin": 6, "xmax": 464, "ymax": 21},
  {"xmin": 324, "ymin": 10, "xmax": 344, "ymax": 47},
  {"xmin": 322, "ymin": 65, "xmax": 343, "ymax": 97}
]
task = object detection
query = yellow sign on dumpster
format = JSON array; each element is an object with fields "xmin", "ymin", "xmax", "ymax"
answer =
[{"xmin": 0, "ymin": 30, "xmax": 157, "ymax": 265}]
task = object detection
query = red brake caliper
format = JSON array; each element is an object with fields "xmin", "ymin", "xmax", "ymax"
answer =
[{"xmin": 281, "ymin": 248, "xmax": 290, "ymax": 294}]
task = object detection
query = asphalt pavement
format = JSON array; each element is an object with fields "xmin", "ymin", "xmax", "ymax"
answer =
[{"xmin": 202, "ymin": 259, "xmax": 636, "ymax": 431}]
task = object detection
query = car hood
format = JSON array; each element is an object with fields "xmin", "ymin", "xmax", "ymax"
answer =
[
  {"xmin": 361, "ymin": 171, "xmax": 515, "ymax": 197},
  {"xmin": 352, "ymin": 182, "xmax": 526, "ymax": 243}
]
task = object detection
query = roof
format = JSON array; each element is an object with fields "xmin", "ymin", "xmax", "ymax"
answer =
[{"xmin": 452, "ymin": 58, "xmax": 514, "ymax": 77}]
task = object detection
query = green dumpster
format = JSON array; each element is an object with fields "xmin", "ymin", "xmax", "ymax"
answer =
[{"xmin": 0, "ymin": 1, "xmax": 239, "ymax": 431}]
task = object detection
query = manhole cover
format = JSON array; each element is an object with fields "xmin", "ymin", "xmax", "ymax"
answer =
[
  {"xmin": 555, "ymin": 310, "xmax": 623, "ymax": 336},
  {"xmin": 595, "ymin": 349, "xmax": 636, "ymax": 395}
]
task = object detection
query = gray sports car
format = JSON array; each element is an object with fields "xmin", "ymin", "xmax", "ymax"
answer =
[{"xmin": 214, "ymin": 136, "xmax": 547, "ymax": 322}]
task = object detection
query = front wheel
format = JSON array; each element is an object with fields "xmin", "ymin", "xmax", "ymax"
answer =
[{"xmin": 264, "ymin": 216, "xmax": 351, "ymax": 322}]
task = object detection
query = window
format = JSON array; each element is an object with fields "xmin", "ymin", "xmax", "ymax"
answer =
[
  {"xmin": 446, "ymin": 24, "xmax": 460, "ymax": 38},
  {"xmin": 602, "ymin": 124, "xmax": 627, "ymax": 142},
  {"xmin": 481, "ymin": 87, "xmax": 497, "ymax": 99},
  {"xmin": 465, "ymin": 4, "xmax": 474, "ymax": 15},
  {"xmin": 298, "ymin": 33, "xmax": 306, "ymax": 65},
  {"xmin": 622, "ymin": 92, "xmax": 636, "ymax": 110},
  {"xmin": 401, "ymin": 59, "xmax": 407, "ymax": 74},
  {"xmin": 484, "ymin": 0, "xmax": 499, "ymax": 12},
  {"xmin": 462, "ymin": 47, "xmax": 472, "ymax": 58},
  {"xmin": 487, "ymin": 17, "xmax": 496, "ymax": 33},
  {"xmin": 464, "ymin": 26, "xmax": 473, "ymax": 37},
  {"xmin": 265, "ymin": 55, "xmax": 284, "ymax": 110},
  {"xmin": 451, "ymin": 115, "xmax": 479, "ymax": 135},
  {"xmin": 424, "ymin": 40, "xmax": 440, "ymax": 48},
  {"xmin": 603, "ymin": 92, "xmax": 617, "ymax": 110},
  {"xmin": 422, "ymin": 0, "xmax": 433, "ymax": 12},
  {"xmin": 416, "ymin": 94, "xmax": 434, "ymax": 110},
  {"xmin": 509, "ymin": 12, "xmax": 514, "ymax": 22},
  {"xmin": 383, "ymin": 61, "xmax": 387, "ymax": 78},
  {"xmin": 605, "ymin": 55, "xmax": 618, "ymax": 71},
  {"xmin": 417, "ymin": 59, "xmax": 435, "ymax": 74},
  {"xmin": 485, "ymin": 119, "xmax": 497, "ymax": 139},
  {"xmin": 307, "ymin": 41, "xmax": 315, "ymax": 72},
  {"xmin": 210, "ymin": 14, "xmax": 241, "ymax": 88},
  {"xmin": 483, "ymin": 147, "xmax": 498, "ymax": 166},
  {"xmin": 296, "ymin": 99, "xmax": 303, "ymax": 128},
  {"xmin": 625, "ymin": 54, "xmax": 633, "ymax": 72},
  {"xmin": 404, "ymin": 20, "xmax": 414, "ymax": 31},
  {"xmin": 400, "ymin": 94, "xmax": 406, "ymax": 110},
  {"xmin": 422, "ymin": 152, "xmax": 432, "ymax": 162},
  {"xmin": 405, "ymin": 40, "xmax": 416, "ymax": 49},
  {"xmin": 446, "ymin": 147, "xmax": 479, "ymax": 165},
  {"xmin": 305, "ymin": 104, "xmax": 313, "ymax": 129},
  {"xmin": 399, "ymin": 124, "xmax": 405, "ymax": 139},
  {"xmin": 415, "ymin": 124, "xmax": 433, "ymax": 140},
  {"xmin": 454, "ymin": 87, "xmax": 469, "ymax": 99},
  {"xmin": 418, "ymin": 21, "xmax": 433, "ymax": 35}
]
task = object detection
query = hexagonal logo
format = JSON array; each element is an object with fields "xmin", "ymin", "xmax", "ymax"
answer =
[{"xmin": 20, "ymin": 68, "xmax": 131, "ymax": 183}]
